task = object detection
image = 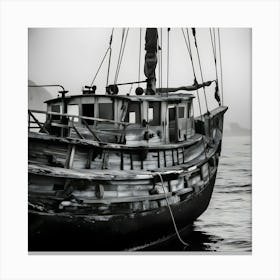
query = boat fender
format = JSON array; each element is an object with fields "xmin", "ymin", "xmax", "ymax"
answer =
[{"xmin": 135, "ymin": 87, "xmax": 144, "ymax": 95}]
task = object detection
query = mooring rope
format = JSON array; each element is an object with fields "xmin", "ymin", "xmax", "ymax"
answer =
[{"xmin": 155, "ymin": 172, "xmax": 189, "ymax": 247}]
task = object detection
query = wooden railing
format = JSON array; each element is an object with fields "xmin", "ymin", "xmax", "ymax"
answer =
[{"xmin": 28, "ymin": 109, "xmax": 129, "ymax": 143}]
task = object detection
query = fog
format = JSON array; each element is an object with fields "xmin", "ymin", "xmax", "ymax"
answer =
[{"xmin": 28, "ymin": 28, "xmax": 251, "ymax": 129}]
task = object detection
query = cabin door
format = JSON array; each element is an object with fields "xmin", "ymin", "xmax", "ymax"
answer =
[{"xmin": 168, "ymin": 105, "xmax": 177, "ymax": 142}]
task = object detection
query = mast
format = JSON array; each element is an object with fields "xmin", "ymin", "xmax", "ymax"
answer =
[{"xmin": 144, "ymin": 28, "xmax": 158, "ymax": 95}]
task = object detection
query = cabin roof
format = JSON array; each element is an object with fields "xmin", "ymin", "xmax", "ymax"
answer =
[{"xmin": 45, "ymin": 93, "xmax": 195, "ymax": 104}]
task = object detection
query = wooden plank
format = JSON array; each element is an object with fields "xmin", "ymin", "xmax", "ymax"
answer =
[
  {"xmin": 64, "ymin": 145, "xmax": 72, "ymax": 168},
  {"xmin": 174, "ymin": 187, "xmax": 193, "ymax": 196},
  {"xmin": 72, "ymin": 124, "xmax": 84, "ymax": 139},
  {"xmin": 120, "ymin": 151, "xmax": 124, "ymax": 170},
  {"xmin": 82, "ymin": 192, "xmax": 172, "ymax": 204},
  {"xmin": 130, "ymin": 152, "xmax": 133, "ymax": 170},
  {"xmin": 86, "ymin": 149, "xmax": 93, "ymax": 169},
  {"xmin": 28, "ymin": 111, "xmax": 49, "ymax": 134},
  {"xmin": 101, "ymin": 150, "xmax": 109, "ymax": 169},
  {"xmin": 82, "ymin": 119, "xmax": 101, "ymax": 141},
  {"xmin": 68, "ymin": 145, "xmax": 76, "ymax": 169},
  {"xmin": 30, "ymin": 109, "xmax": 129, "ymax": 126},
  {"xmin": 29, "ymin": 130, "xmax": 203, "ymax": 151}
]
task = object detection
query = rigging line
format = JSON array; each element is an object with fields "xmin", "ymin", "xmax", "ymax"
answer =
[
  {"xmin": 181, "ymin": 28, "xmax": 191, "ymax": 55},
  {"xmin": 213, "ymin": 28, "xmax": 217, "ymax": 58},
  {"xmin": 182, "ymin": 29, "xmax": 196, "ymax": 77},
  {"xmin": 185, "ymin": 28, "xmax": 202, "ymax": 117},
  {"xmin": 115, "ymin": 28, "xmax": 130, "ymax": 84},
  {"xmin": 185, "ymin": 28, "xmax": 211, "ymax": 182},
  {"xmin": 114, "ymin": 28, "xmax": 125, "ymax": 84},
  {"xmin": 209, "ymin": 28, "xmax": 217, "ymax": 60},
  {"xmin": 138, "ymin": 28, "xmax": 142, "ymax": 86},
  {"xmin": 160, "ymin": 28, "xmax": 163, "ymax": 89},
  {"xmin": 192, "ymin": 28, "xmax": 209, "ymax": 113},
  {"xmin": 217, "ymin": 28, "xmax": 224, "ymax": 105},
  {"xmin": 90, "ymin": 47, "xmax": 110, "ymax": 87},
  {"xmin": 157, "ymin": 29, "xmax": 161, "ymax": 90},
  {"xmin": 167, "ymin": 28, "xmax": 170, "ymax": 94},
  {"xmin": 209, "ymin": 28, "xmax": 219, "ymax": 83},
  {"xmin": 155, "ymin": 172, "xmax": 189, "ymax": 247},
  {"xmin": 106, "ymin": 28, "xmax": 114, "ymax": 87}
]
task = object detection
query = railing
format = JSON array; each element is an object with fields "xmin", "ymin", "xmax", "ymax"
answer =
[{"xmin": 28, "ymin": 109, "xmax": 130, "ymax": 143}]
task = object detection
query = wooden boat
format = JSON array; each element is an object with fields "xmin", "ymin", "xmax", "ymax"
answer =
[{"xmin": 28, "ymin": 28, "xmax": 228, "ymax": 251}]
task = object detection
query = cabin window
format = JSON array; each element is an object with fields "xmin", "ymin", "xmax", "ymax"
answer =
[
  {"xmin": 129, "ymin": 112, "xmax": 136, "ymax": 123},
  {"xmin": 98, "ymin": 103, "xmax": 114, "ymax": 120},
  {"xmin": 125, "ymin": 102, "xmax": 140, "ymax": 124},
  {"xmin": 178, "ymin": 106, "xmax": 185, "ymax": 118},
  {"xmin": 51, "ymin": 105, "xmax": 61, "ymax": 121},
  {"xmin": 67, "ymin": 105, "xmax": 79, "ymax": 122},
  {"xmin": 148, "ymin": 102, "xmax": 161, "ymax": 125},
  {"xmin": 82, "ymin": 104, "xmax": 95, "ymax": 125}
]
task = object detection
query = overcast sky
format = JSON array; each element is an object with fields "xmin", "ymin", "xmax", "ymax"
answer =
[{"xmin": 28, "ymin": 28, "xmax": 251, "ymax": 129}]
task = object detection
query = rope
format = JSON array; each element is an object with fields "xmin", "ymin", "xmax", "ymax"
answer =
[
  {"xmin": 90, "ymin": 47, "xmax": 110, "ymax": 87},
  {"xmin": 191, "ymin": 28, "xmax": 209, "ymax": 114},
  {"xmin": 183, "ymin": 28, "xmax": 211, "ymax": 182},
  {"xmin": 155, "ymin": 172, "xmax": 189, "ymax": 247},
  {"xmin": 218, "ymin": 28, "xmax": 224, "ymax": 105},
  {"xmin": 114, "ymin": 28, "xmax": 129, "ymax": 84},
  {"xmin": 157, "ymin": 29, "xmax": 161, "ymax": 90},
  {"xmin": 167, "ymin": 28, "xmax": 170, "ymax": 94},
  {"xmin": 106, "ymin": 28, "xmax": 114, "ymax": 87},
  {"xmin": 138, "ymin": 28, "xmax": 142, "ymax": 86},
  {"xmin": 209, "ymin": 28, "xmax": 219, "ymax": 84},
  {"xmin": 114, "ymin": 28, "xmax": 125, "ymax": 84},
  {"xmin": 182, "ymin": 28, "xmax": 202, "ymax": 117},
  {"xmin": 160, "ymin": 28, "xmax": 163, "ymax": 89}
]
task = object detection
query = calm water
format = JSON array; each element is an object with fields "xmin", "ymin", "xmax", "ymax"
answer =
[{"xmin": 146, "ymin": 135, "xmax": 252, "ymax": 252}]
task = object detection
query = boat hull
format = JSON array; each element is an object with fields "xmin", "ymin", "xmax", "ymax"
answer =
[{"xmin": 28, "ymin": 170, "xmax": 216, "ymax": 251}]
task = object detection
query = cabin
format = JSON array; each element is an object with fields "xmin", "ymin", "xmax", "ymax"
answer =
[{"xmin": 44, "ymin": 93, "xmax": 196, "ymax": 145}]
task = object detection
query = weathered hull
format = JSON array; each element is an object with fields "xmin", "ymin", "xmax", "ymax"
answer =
[
  {"xmin": 29, "ymin": 170, "xmax": 216, "ymax": 251},
  {"xmin": 28, "ymin": 106, "xmax": 227, "ymax": 251}
]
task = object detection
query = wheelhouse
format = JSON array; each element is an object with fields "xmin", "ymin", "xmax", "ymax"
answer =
[{"xmin": 44, "ymin": 93, "xmax": 195, "ymax": 144}]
